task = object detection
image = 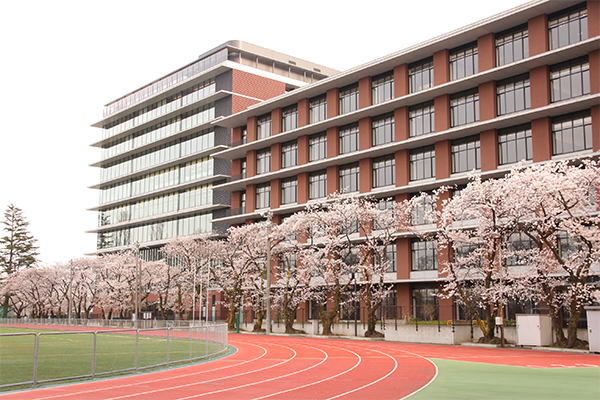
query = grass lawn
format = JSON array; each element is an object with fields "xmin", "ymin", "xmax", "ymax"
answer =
[
  {"xmin": 409, "ymin": 358, "xmax": 600, "ymax": 400},
  {"xmin": 0, "ymin": 327, "xmax": 222, "ymax": 390}
]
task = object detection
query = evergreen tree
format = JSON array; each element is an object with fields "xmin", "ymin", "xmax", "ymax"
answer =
[{"xmin": 0, "ymin": 204, "xmax": 39, "ymax": 275}]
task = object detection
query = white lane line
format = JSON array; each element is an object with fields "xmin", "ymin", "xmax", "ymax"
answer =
[
  {"xmin": 249, "ymin": 344, "xmax": 361, "ymax": 400},
  {"xmin": 102, "ymin": 342, "xmax": 300, "ymax": 400},
  {"xmin": 26, "ymin": 341, "xmax": 266, "ymax": 400},
  {"xmin": 325, "ymin": 347, "xmax": 398, "ymax": 400}
]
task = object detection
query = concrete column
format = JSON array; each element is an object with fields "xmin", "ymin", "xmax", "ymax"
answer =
[
  {"xmin": 397, "ymin": 238, "xmax": 411, "ymax": 280},
  {"xmin": 531, "ymin": 117, "xmax": 552, "ymax": 162},
  {"xmin": 478, "ymin": 81, "xmax": 497, "ymax": 121},
  {"xmin": 247, "ymin": 116, "xmax": 257, "ymax": 143},
  {"xmin": 359, "ymin": 117, "xmax": 372, "ymax": 151},
  {"xmin": 271, "ymin": 142, "xmax": 281, "ymax": 172},
  {"xmin": 359, "ymin": 158, "xmax": 372, "ymax": 193},
  {"xmin": 297, "ymin": 135, "xmax": 309, "ymax": 165},
  {"xmin": 394, "ymin": 64, "xmax": 409, "ymax": 97},
  {"xmin": 433, "ymin": 49, "xmax": 450, "ymax": 86},
  {"xmin": 359, "ymin": 76, "xmax": 372, "ymax": 109},
  {"xmin": 246, "ymin": 184, "xmax": 256, "ymax": 213},
  {"xmin": 477, "ymin": 33, "xmax": 496, "ymax": 72},
  {"xmin": 530, "ymin": 65, "xmax": 550, "ymax": 109},
  {"xmin": 434, "ymin": 95, "xmax": 451, "ymax": 132},
  {"xmin": 435, "ymin": 140, "xmax": 452, "ymax": 179},
  {"xmin": 270, "ymin": 179, "xmax": 281, "ymax": 209},
  {"xmin": 592, "ymin": 105, "xmax": 600, "ymax": 152},
  {"xmin": 298, "ymin": 172, "xmax": 309, "ymax": 204},
  {"xmin": 271, "ymin": 108, "xmax": 282, "ymax": 136},
  {"xmin": 327, "ymin": 88, "xmax": 339, "ymax": 119},
  {"xmin": 528, "ymin": 14, "xmax": 549, "ymax": 56},
  {"xmin": 326, "ymin": 127, "xmax": 339, "ymax": 158},
  {"xmin": 327, "ymin": 165, "xmax": 339, "ymax": 195},
  {"xmin": 395, "ymin": 149, "xmax": 410, "ymax": 187},
  {"xmin": 395, "ymin": 106, "xmax": 409, "ymax": 142},
  {"xmin": 480, "ymin": 129, "xmax": 498, "ymax": 172},
  {"xmin": 298, "ymin": 98, "xmax": 310, "ymax": 127},
  {"xmin": 247, "ymin": 149, "xmax": 257, "ymax": 178}
]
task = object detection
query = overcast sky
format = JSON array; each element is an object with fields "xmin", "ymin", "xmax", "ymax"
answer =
[{"xmin": 0, "ymin": 0, "xmax": 532, "ymax": 264}]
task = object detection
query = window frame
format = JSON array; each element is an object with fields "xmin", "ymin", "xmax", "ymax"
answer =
[
  {"xmin": 339, "ymin": 84, "xmax": 359, "ymax": 115},
  {"xmin": 256, "ymin": 148, "xmax": 271, "ymax": 175},
  {"xmin": 372, "ymin": 71, "xmax": 394, "ymax": 105},
  {"xmin": 410, "ymin": 145, "xmax": 436, "ymax": 181},
  {"xmin": 409, "ymin": 57, "xmax": 434, "ymax": 93},
  {"xmin": 282, "ymin": 104, "xmax": 298, "ymax": 132},
  {"xmin": 255, "ymin": 182, "xmax": 271, "ymax": 209},
  {"xmin": 552, "ymin": 110, "xmax": 593, "ymax": 156},
  {"xmin": 498, "ymin": 124, "xmax": 532, "ymax": 165},
  {"xmin": 338, "ymin": 123, "xmax": 359, "ymax": 155},
  {"xmin": 451, "ymin": 135, "xmax": 481, "ymax": 173},
  {"xmin": 548, "ymin": 3, "xmax": 588, "ymax": 50},
  {"xmin": 257, "ymin": 114, "xmax": 272, "ymax": 140},
  {"xmin": 339, "ymin": 162, "xmax": 359, "ymax": 194},
  {"xmin": 372, "ymin": 155, "xmax": 395, "ymax": 188},
  {"xmin": 450, "ymin": 89, "xmax": 479, "ymax": 127},
  {"xmin": 372, "ymin": 113, "xmax": 395, "ymax": 146},
  {"xmin": 449, "ymin": 42, "xmax": 478, "ymax": 81},
  {"xmin": 281, "ymin": 140, "xmax": 298, "ymax": 169},
  {"xmin": 281, "ymin": 177, "xmax": 298, "ymax": 205},
  {"xmin": 309, "ymin": 170, "xmax": 327, "ymax": 200},
  {"xmin": 496, "ymin": 73, "xmax": 531, "ymax": 116},
  {"xmin": 309, "ymin": 95, "xmax": 327, "ymax": 124},
  {"xmin": 409, "ymin": 101, "xmax": 435, "ymax": 137},
  {"xmin": 411, "ymin": 239, "xmax": 438, "ymax": 271},
  {"xmin": 550, "ymin": 56, "xmax": 590, "ymax": 103},
  {"xmin": 495, "ymin": 24, "xmax": 529, "ymax": 66},
  {"xmin": 309, "ymin": 132, "xmax": 327, "ymax": 162}
]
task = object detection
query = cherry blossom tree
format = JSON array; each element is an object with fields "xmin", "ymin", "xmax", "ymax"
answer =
[{"xmin": 506, "ymin": 160, "xmax": 600, "ymax": 348}]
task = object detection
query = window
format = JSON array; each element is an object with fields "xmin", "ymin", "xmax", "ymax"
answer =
[
  {"xmin": 339, "ymin": 163, "xmax": 359, "ymax": 193},
  {"xmin": 451, "ymin": 135, "xmax": 480, "ymax": 173},
  {"xmin": 372, "ymin": 71, "xmax": 394, "ymax": 105},
  {"xmin": 256, "ymin": 148, "xmax": 271, "ymax": 175},
  {"xmin": 372, "ymin": 155, "xmax": 395, "ymax": 188},
  {"xmin": 410, "ymin": 146, "xmax": 436, "ymax": 181},
  {"xmin": 377, "ymin": 243, "xmax": 397, "ymax": 273},
  {"xmin": 375, "ymin": 198, "xmax": 395, "ymax": 230},
  {"xmin": 241, "ymin": 126, "xmax": 247, "ymax": 144},
  {"xmin": 256, "ymin": 183, "xmax": 270, "ymax": 209},
  {"xmin": 496, "ymin": 24, "xmax": 529, "ymax": 66},
  {"xmin": 549, "ymin": 3, "xmax": 588, "ymax": 50},
  {"xmin": 281, "ymin": 140, "xmax": 298, "ymax": 169},
  {"xmin": 309, "ymin": 95, "xmax": 327, "ymax": 124},
  {"xmin": 282, "ymin": 105, "xmax": 298, "ymax": 132},
  {"xmin": 497, "ymin": 74, "xmax": 531, "ymax": 116},
  {"xmin": 411, "ymin": 240, "xmax": 437, "ymax": 271},
  {"xmin": 257, "ymin": 114, "xmax": 271, "ymax": 140},
  {"xmin": 498, "ymin": 124, "xmax": 532, "ymax": 165},
  {"xmin": 412, "ymin": 285, "xmax": 439, "ymax": 321},
  {"xmin": 339, "ymin": 84, "xmax": 359, "ymax": 115},
  {"xmin": 450, "ymin": 42, "xmax": 478, "ymax": 81},
  {"xmin": 552, "ymin": 111, "xmax": 593, "ymax": 155},
  {"xmin": 409, "ymin": 102, "xmax": 435, "ymax": 137},
  {"xmin": 372, "ymin": 113, "xmax": 395, "ymax": 146},
  {"xmin": 409, "ymin": 57, "xmax": 434, "ymax": 93},
  {"xmin": 506, "ymin": 232, "xmax": 535, "ymax": 266},
  {"xmin": 550, "ymin": 57, "xmax": 590, "ymax": 103},
  {"xmin": 450, "ymin": 89, "xmax": 479, "ymax": 127},
  {"xmin": 309, "ymin": 170, "xmax": 327, "ymax": 200},
  {"xmin": 411, "ymin": 193, "xmax": 436, "ymax": 226},
  {"xmin": 309, "ymin": 132, "xmax": 327, "ymax": 162},
  {"xmin": 339, "ymin": 124, "xmax": 359, "ymax": 154},
  {"xmin": 281, "ymin": 177, "xmax": 298, "ymax": 205},
  {"xmin": 241, "ymin": 158, "xmax": 247, "ymax": 179}
]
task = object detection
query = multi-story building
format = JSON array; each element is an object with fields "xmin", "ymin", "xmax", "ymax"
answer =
[
  {"xmin": 212, "ymin": 1, "xmax": 599, "ymax": 320},
  {"xmin": 89, "ymin": 41, "xmax": 338, "ymax": 260}
]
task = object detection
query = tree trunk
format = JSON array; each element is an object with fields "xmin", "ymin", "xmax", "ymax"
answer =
[
  {"xmin": 319, "ymin": 308, "xmax": 336, "ymax": 335},
  {"xmin": 253, "ymin": 309, "xmax": 265, "ymax": 332},
  {"xmin": 365, "ymin": 307, "xmax": 382, "ymax": 337}
]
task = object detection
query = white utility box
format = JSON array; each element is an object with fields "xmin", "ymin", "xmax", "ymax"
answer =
[
  {"xmin": 585, "ymin": 306, "xmax": 600, "ymax": 352},
  {"xmin": 516, "ymin": 314, "xmax": 553, "ymax": 346}
]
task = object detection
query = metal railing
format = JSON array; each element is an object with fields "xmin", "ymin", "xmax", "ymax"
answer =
[{"xmin": 0, "ymin": 319, "xmax": 228, "ymax": 390}]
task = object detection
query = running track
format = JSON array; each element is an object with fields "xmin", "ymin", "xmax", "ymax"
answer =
[{"xmin": 2, "ymin": 334, "xmax": 599, "ymax": 400}]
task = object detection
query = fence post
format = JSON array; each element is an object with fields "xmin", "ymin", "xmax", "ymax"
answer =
[
  {"xmin": 92, "ymin": 332, "xmax": 97, "ymax": 378},
  {"xmin": 32, "ymin": 334, "xmax": 40, "ymax": 386},
  {"xmin": 166, "ymin": 327, "xmax": 170, "ymax": 366},
  {"xmin": 135, "ymin": 329, "xmax": 139, "ymax": 371},
  {"xmin": 189, "ymin": 327, "xmax": 193, "ymax": 361}
]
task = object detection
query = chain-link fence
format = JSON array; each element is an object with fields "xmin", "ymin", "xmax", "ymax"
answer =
[{"xmin": 0, "ymin": 319, "xmax": 228, "ymax": 390}]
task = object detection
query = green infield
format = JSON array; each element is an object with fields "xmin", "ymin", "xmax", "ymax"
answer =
[
  {"xmin": 0, "ymin": 327, "xmax": 222, "ymax": 390},
  {"xmin": 410, "ymin": 358, "xmax": 600, "ymax": 400}
]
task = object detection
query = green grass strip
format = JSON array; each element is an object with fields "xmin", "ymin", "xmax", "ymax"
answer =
[{"xmin": 409, "ymin": 358, "xmax": 600, "ymax": 400}]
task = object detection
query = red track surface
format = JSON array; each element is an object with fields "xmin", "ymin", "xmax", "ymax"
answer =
[{"xmin": 2, "ymin": 334, "xmax": 599, "ymax": 400}]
